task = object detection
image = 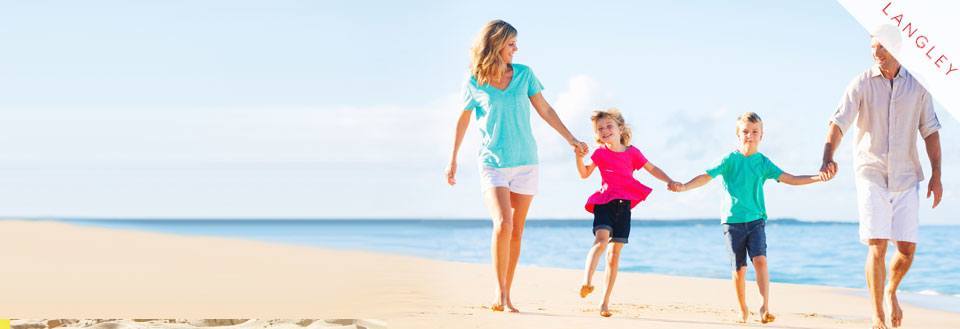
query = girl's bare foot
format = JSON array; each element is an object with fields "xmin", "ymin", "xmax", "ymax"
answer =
[
  {"xmin": 579, "ymin": 285, "xmax": 594, "ymax": 298},
  {"xmin": 600, "ymin": 304, "xmax": 612, "ymax": 317}
]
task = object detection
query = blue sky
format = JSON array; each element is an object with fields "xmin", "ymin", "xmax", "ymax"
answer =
[{"xmin": 0, "ymin": 1, "xmax": 956, "ymax": 222}]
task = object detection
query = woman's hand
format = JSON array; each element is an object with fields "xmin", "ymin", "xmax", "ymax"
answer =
[
  {"xmin": 445, "ymin": 161, "xmax": 457, "ymax": 186},
  {"xmin": 571, "ymin": 139, "xmax": 588, "ymax": 157}
]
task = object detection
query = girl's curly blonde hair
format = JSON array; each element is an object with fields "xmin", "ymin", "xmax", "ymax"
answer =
[{"xmin": 591, "ymin": 108, "xmax": 632, "ymax": 146}]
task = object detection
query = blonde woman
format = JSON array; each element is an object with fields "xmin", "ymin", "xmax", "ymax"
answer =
[{"xmin": 446, "ymin": 19, "xmax": 587, "ymax": 313}]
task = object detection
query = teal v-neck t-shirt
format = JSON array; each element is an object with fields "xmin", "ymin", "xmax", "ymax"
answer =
[
  {"xmin": 706, "ymin": 151, "xmax": 783, "ymax": 224},
  {"xmin": 461, "ymin": 63, "xmax": 544, "ymax": 168}
]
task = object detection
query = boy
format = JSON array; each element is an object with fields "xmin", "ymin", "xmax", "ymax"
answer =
[{"xmin": 671, "ymin": 112, "xmax": 827, "ymax": 323}]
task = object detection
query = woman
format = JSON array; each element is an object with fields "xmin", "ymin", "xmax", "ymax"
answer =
[{"xmin": 446, "ymin": 19, "xmax": 587, "ymax": 313}]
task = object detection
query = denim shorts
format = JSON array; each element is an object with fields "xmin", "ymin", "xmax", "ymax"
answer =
[
  {"xmin": 722, "ymin": 219, "xmax": 767, "ymax": 270},
  {"xmin": 593, "ymin": 199, "xmax": 631, "ymax": 243}
]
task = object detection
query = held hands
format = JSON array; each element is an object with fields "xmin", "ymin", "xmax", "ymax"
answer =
[
  {"xmin": 667, "ymin": 181, "xmax": 684, "ymax": 192},
  {"xmin": 571, "ymin": 139, "xmax": 589, "ymax": 157},
  {"xmin": 819, "ymin": 159, "xmax": 838, "ymax": 182}
]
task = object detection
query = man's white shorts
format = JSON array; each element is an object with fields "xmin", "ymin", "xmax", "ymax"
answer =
[
  {"xmin": 479, "ymin": 165, "xmax": 538, "ymax": 195},
  {"xmin": 856, "ymin": 181, "xmax": 920, "ymax": 244}
]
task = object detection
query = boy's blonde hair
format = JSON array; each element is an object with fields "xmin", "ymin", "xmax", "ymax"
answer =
[
  {"xmin": 470, "ymin": 20, "xmax": 518, "ymax": 87},
  {"xmin": 736, "ymin": 112, "xmax": 763, "ymax": 134},
  {"xmin": 591, "ymin": 108, "xmax": 632, "ymax": 146}
]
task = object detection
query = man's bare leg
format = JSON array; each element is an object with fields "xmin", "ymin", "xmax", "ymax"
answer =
[
  {"xmin": 886, "ymin": 241, "xmax": 916, "ymax": 328},
  {"xmin": 867, "ymin": 239, "xmax": 889, "ymax": 329}
]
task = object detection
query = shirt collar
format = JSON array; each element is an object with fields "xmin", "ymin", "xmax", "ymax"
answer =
[{"xmin": 871, "ymin": 65, "xmax": 907, "ymax": 79}]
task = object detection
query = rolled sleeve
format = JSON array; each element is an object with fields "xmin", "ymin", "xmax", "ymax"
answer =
[
  {"xmin": 918, "ymin": 90, "xmax": 941, "ymax": 138},
  {"xmin": 831, "ymin": 77, "xmax": 862, "ymax": 134}
]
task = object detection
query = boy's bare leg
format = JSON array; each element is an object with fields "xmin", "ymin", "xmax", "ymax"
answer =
[
  {"xmin": 866, "ymin": 239, "xmax": 889, "ymax": 329},
  {"xmin": 733, "ymin": 267, "xmax": 749, "ymax": 323},
  {"xmin": 581, "ymin": 230, "xmax": 610, "ymax": 297},
  {"xmin": 753, "ymin": 255, "xmax": 774, "ymax": 323},
  {"xmin": 600, "ymin": 242, "xmax": 624, "ymax": 316},
  {"xmin": 886, "ymin": 241, "xmax": 916, "ymax": 328}
]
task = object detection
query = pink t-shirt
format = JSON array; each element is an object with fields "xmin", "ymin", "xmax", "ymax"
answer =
[{"xmin": 585, "ymin": 145, "xmax": 653, "ymax": 213}]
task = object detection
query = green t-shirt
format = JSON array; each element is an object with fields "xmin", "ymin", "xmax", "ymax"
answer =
[
  {"xmin": 706, "ymin": 151, "xmax": 783, "ymax": 224},
  {"xmin": 461, "ymin": 63, "xmax": 544, "ymax": 168}
]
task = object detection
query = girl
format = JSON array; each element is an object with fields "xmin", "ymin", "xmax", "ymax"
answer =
[
  {"xmin": 446, "ymin": 19, "xmax": 588, "ymax": 313},
  {"xmin": 575, "ymin": 109, "xmax": 678, "ymax": 317}
]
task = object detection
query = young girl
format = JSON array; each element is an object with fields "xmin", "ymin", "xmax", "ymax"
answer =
[{"xmin": 575, "ymin": 109, "xmax": 678, "ymax": 317}]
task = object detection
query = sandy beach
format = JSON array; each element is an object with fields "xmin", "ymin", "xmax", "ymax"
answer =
[{"xmin": 1, "ymin": 219, "xmax": 958, "ymax": 329}]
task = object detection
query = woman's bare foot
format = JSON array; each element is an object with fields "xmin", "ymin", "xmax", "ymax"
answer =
[
  {"xmin": 490, "ymin": 291, "xmax": 505, "ymax": 312},
  {"xmin": 888, "ymin": 290, "xmax": 903, "ymax": 327},
  {"xmin": 504, "ymin": 297, "xmax": 519, "ymax": 313},
  {"xmin": 579, "ymin": 285, "xmax": 594, "ymax": 298},
  {"xmin": 599, "ymin": 304, "xmax": 612, "ymax": 317}
]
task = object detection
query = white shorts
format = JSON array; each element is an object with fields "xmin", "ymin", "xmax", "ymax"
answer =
[
  {"xmin": 856, "ymin": 181, "xmax": 920, "ymax": 244},
  {"xmin": 479, "ymin": 165, "xmax": 539, "ymax": 195}
]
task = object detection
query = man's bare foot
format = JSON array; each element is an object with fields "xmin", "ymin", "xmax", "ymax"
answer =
[
  {"xmin": 600, "ymin": 304, "xmax": 612, "ymax": 317},
  {"xmin": 888, "ymin": 290, "xmax": 903, "ymax": 327},
  {"xmin": 759, "ymin": 306, "xmax": 776, "ymax": 324},
  {"xmin": 579, "ymin": 285, "xmax": 594, "ymax": 298}
]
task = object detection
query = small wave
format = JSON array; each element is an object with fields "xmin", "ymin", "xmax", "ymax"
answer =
[{"xmin": 916, "ymin": 289, "xmax": 941, "ymax": 296}]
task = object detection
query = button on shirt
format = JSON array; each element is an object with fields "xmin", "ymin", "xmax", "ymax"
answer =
[{"xmin": 831, "ymin": 66, "xmax": 940, "ymax": 192}]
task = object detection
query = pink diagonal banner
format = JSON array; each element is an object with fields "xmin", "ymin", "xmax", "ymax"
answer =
[{"xmin": 837, "ymin": 0, "xmax": 959, "ymax": 122}]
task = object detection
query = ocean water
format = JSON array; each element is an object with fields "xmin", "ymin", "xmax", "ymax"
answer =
[{"xmin": 68, "ymin": 219, "xmax": 960, "ymax": 311}]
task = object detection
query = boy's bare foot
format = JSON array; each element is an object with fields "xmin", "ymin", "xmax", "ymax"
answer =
[
  {"xmin": 888, "ymin": 289, "xmax": 903, "ymax": 327},
  {"xmin": 759, "ymin": 306, "xmax": 776, "ymax": 324},
  {"xmin": 737, "ymin": 311, "xmax": 748, "ymax": 323},
  {"xmin": 579, "ymin": 285, "xmax": 594, "ymax": 298},
  {"xmin": 600, "ymin": 304, "xmax": 612, "ymax": 317},
  {"xmin": 872, "ymin": 314, "xmax": 888, "ymax": 329}
]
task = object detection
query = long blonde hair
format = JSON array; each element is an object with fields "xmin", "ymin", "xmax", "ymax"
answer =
[
  {"xmin": 591, "ymin": 108, "xmax": 632, "ymax": 146},
  {"xmin": 470, "ymin": 20, "xmax": 517, "ymax": 86}
]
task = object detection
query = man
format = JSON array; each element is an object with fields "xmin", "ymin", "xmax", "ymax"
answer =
[{"xmin": 819, "ymin": 29, "xmax": 943, "ymax": 329}]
